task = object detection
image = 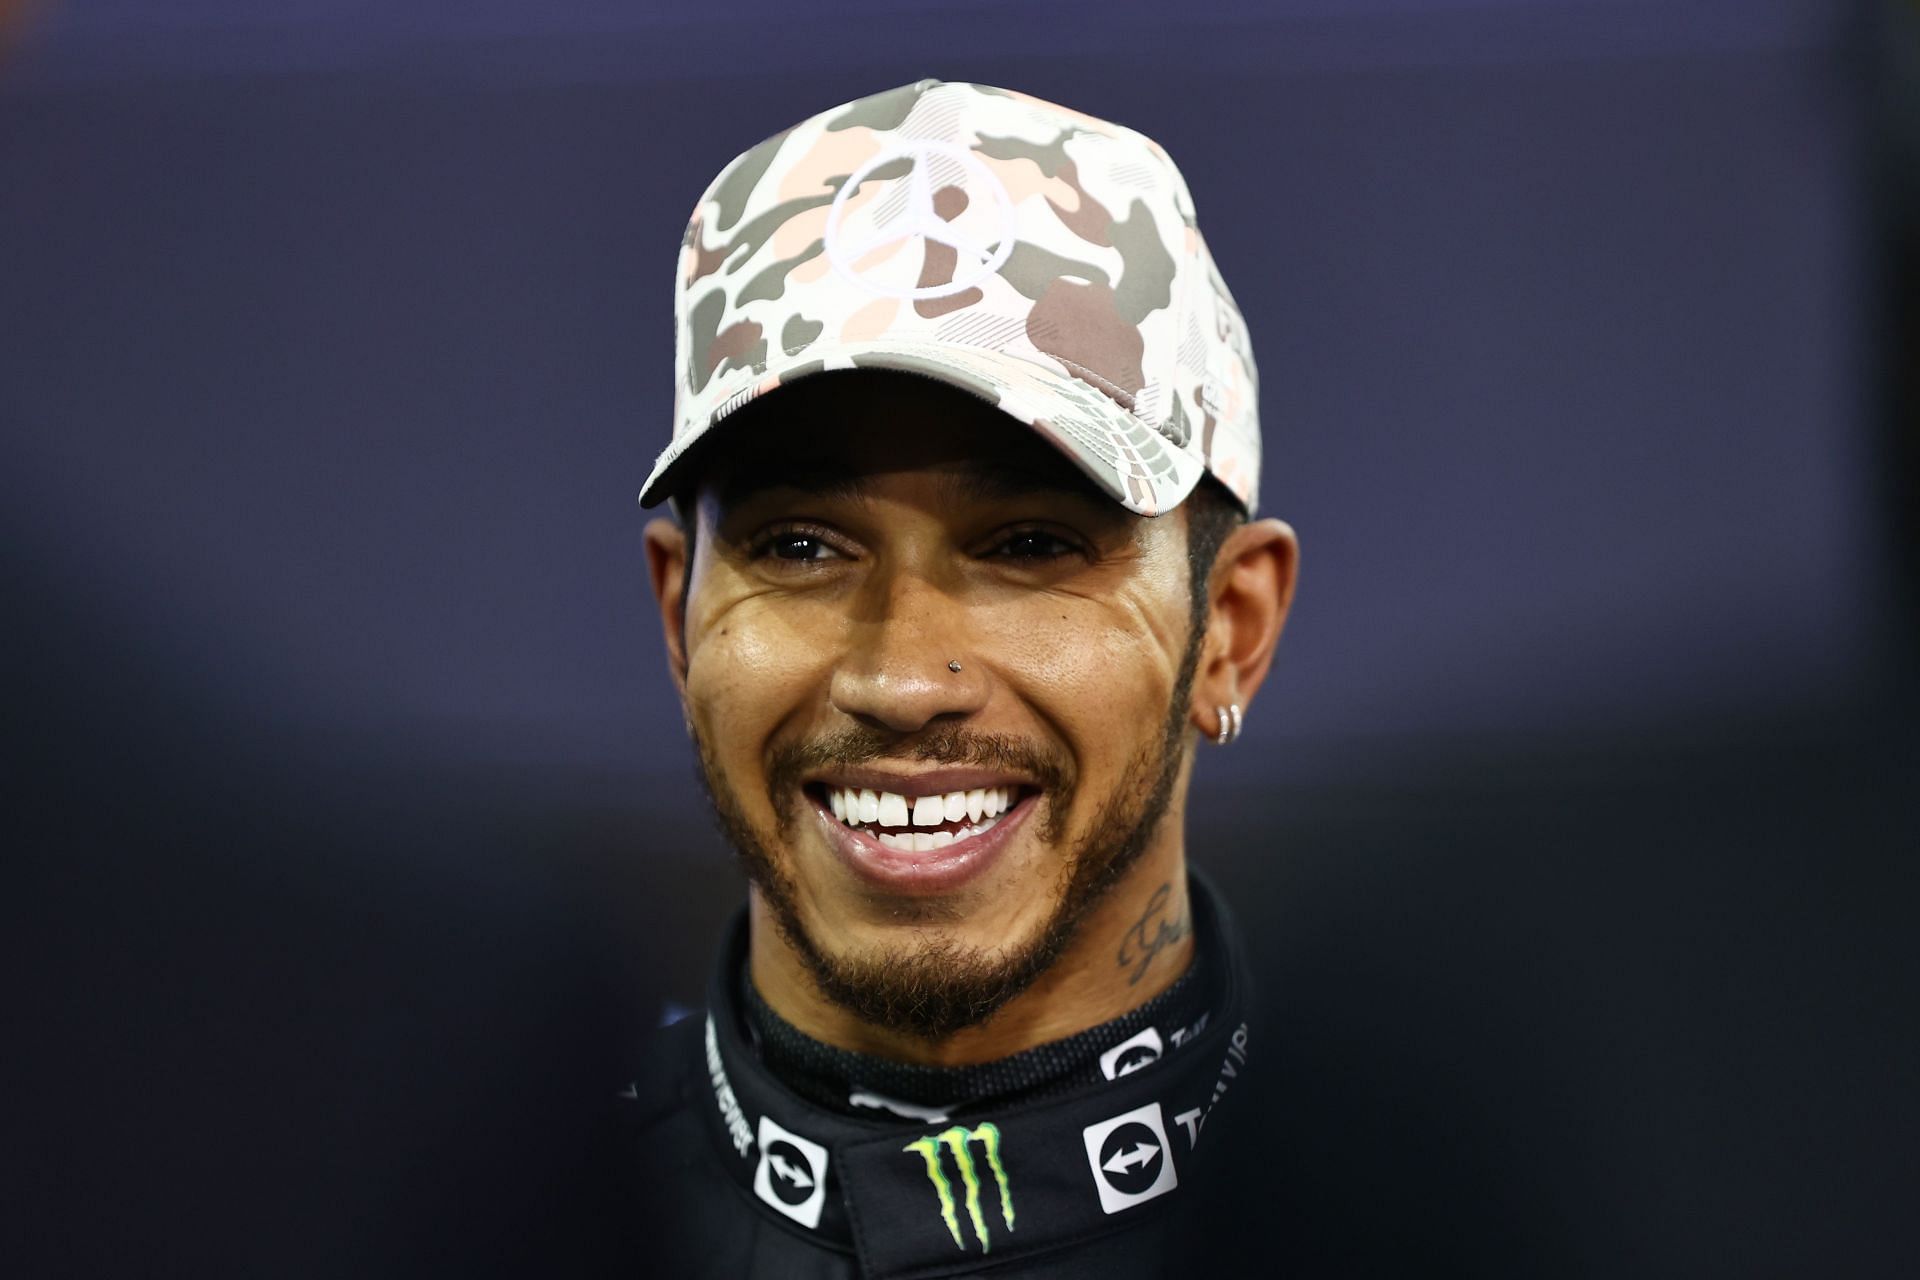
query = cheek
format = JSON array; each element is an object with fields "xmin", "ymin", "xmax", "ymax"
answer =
[
  {"xmin": 685, "ymin": 596, "xmax": 840, "ymax": 751},
  {"xmin": 981, "ymin": 592, "xmax": 1188, "ymax": 747},
  {"xmin": 1016, "ymin": 536, "xmax": 1189, "ymax": 710}
]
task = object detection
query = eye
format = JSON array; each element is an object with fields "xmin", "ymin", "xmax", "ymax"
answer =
[
  {"xmin": 769, "ymin": 533, "xmax": 833, "ymax": 561},
  {"xmin": 748, "ymin": 524, "xmax": 848, "ymax": 566},
  {"xmin": 989, "ymin": 528, "xmax": 1081, "ymax": 562}
]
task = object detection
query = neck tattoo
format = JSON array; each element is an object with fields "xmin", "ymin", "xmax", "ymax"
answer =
[{"xmin": 1116, "ymin": 881, "xmax": 1191, "ymax": 987}]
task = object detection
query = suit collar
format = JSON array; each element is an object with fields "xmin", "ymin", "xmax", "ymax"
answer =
[{"xmin": 687, "ymin": 872, "xmax": 1257, "ymax": 1277}]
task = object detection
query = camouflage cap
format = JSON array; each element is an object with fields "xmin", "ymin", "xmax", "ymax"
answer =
[{"xmin": 641, "ymin": 79, "xmax": 1260, "ymax": 517}]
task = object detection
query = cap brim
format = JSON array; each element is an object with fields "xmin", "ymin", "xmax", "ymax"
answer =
[{"xmin": 639, "ymin": 340, "xmax": 1205, "ymax": 518}]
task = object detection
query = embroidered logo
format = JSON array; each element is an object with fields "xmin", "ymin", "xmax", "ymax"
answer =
[
  {"xmin": 1174, "ymin": 1020, "xmax": 1249, "ymax": 1149},
  {"xmin": 1098, "ymin": 1026, "xmax": 1165, "ymax": 1080},
  {"xmin": 848, "ymin": 1087, "xmax": 951, "ymax": 1124},
  {"xmin": 753, "ymin": 1115, "xmax": 829, "ymax": 1229},
  {"xmin": 1082, "ymin": 1102, "xmax": 1177, "ymax": 1215},
  {"xmin": 824, "ymin": 139, "xmax": 1016, "ymax": 301},
  {"xmin": 703, "ymin": 1015, "xmax": 753, "ymax": 1157},
  {"xmin": 903, "ymin": 1123, "xmax": 1015, "ymax": 1252}
]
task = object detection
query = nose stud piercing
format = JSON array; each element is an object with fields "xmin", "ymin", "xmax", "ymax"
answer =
[
  {"xmin": 1214, "ymin": 703, "xmax": 1243, "ymax": 746},
  {"xmin": 948, "ymin": 660, "xmax": 963, "ymax": 673}
]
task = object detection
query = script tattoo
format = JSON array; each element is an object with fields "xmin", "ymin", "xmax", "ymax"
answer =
[{"xmin": 1116, "ymin": 882, "xmax": 1190, "ymax": 986}]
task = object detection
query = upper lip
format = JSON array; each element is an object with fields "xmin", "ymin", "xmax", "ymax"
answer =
[{"xmin": 805, "ymin": 766, "xmax": 1038, "ymax": 796}]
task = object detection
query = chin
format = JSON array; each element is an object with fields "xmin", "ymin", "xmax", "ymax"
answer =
[{"xmin": 790, "ymin": 910, "xmax": 1072, "ymax": 1044}]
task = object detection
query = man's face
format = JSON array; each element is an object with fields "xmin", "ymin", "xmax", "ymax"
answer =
[{"xmin": 669, "ymin": 372, "xmax": 1204, "ymax": 1039}]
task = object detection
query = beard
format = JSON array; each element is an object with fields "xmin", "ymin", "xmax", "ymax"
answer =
[{"xmin": 691, "ymin": 629, "xmax": 1204, "ymax": 1044}]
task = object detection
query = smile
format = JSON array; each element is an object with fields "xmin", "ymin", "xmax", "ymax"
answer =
[
  {"xmin": 804, "ymin": 775, "xmax": 1038, "ymax": 894},
  {"xmin": 824, "ymin": 784, "xmax": 1017, "ymax": 852}
]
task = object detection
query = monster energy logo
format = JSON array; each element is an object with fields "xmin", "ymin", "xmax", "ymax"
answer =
[{"xmin": 903, "ymin": 1124, "xmax": 1015, "ymax": 1252}]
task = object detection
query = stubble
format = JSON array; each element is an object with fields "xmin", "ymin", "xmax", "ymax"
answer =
[{"xmin": 691, "ymin": 632, "xmax": 1203, "ymax": 1043}]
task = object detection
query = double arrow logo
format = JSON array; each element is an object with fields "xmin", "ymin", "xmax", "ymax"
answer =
[
  {"xmin": 1101, "ymin": 1141, "xmax": 1161, "ymax": 1177},
  {"xmin": 1082, "ymin": 1101, "xmax": 1179, "ymax": 1215},
  {"xmin": 768, "ymin": 1152, "xmax": 814, "ymax": 1190}
]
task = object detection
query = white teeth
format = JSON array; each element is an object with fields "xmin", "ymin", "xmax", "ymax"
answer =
[
  {"xmin": 863, "ymin": 811, "xmax": 1006, "ymax": 851},
  {"xmin": 879, "ymin": 792, "xmax": 911, "ymax": 828},
  {"xmin": 829, "ymin": 784, "xmax": 1023, "ymax": 832}
]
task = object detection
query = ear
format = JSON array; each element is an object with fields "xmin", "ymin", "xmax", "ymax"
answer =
[
  {"xmin": 1189, "ymin": 519, "xmax": 1299, "ymax": 740},
  {"xmin": 643, "ymin": 517, "xmax": 692, "ymax": 697}
]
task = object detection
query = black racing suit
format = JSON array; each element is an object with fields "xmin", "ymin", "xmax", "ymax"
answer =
[{"xmin": 615, "ymin": 873, "xmax": 1261, "ymax": 1278}]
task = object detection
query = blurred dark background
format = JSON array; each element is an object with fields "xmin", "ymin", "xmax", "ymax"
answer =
[{"xmin": 7, "ymin": 1, "xmax": 1915, "ymax": 1274}]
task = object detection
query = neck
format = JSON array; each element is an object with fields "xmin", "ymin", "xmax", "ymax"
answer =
[{"xmin": 748, "ymin": 839, "xmax": 1195, "ymax": 1067}]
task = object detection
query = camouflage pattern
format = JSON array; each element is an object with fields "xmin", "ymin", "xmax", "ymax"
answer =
[{"xmin": 641, "ymin": 79, "xmax": 1261, "ymax": 517}]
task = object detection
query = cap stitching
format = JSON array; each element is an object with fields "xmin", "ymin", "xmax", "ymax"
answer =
[{"xmin": 1042, "ymin": 356, "xmax": 1142, "ymax": 415}]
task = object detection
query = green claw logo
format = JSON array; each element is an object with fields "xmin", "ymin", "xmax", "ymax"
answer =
[{"xmin": 903, "ymin": 1124, "xmax": 1015, "ymax": 1252}]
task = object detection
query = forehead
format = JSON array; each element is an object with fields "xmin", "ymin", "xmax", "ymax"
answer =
[{"xmin": 689, "ymin": 370, "xmax": 1114, "ymax": 511}]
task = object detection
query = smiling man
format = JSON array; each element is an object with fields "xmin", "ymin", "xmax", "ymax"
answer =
[{"xmin": 622, "ymin": 80, "xmax": 1297, "ymax": 1277}]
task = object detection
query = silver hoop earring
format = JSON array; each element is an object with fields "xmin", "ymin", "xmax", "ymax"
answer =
[{"xmin": 1214, "ymin": 703, "xmax": 1243, "ymax": 746}]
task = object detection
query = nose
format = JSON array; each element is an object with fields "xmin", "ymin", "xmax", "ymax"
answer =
[{"xmin": 830, "ymin": 567, "xmax": 988, "ymax": 735}]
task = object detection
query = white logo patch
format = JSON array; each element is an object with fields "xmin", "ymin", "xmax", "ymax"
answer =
[
  {"xmin": 753, "ymin": 1115, "xmax": 830, "ymax": 1229},
  {"xmin": 704, "ymin": 1015, "xmax": 753, "ymax": 1158},
  {"xmin": 824, "ymin": 139, "xmax": 1016, "ymax": 301},
  {"xmin": 847, "ymin": 1087, "xmax": 951, "ymax": 1124},
  {"xmin": 1082, "ymin": 1101, "xmax": 1178, "ymax": 1215},
  {"xmin": 1098, "ymin": 1026, "xmax": 1165, "ymax": 1081}
]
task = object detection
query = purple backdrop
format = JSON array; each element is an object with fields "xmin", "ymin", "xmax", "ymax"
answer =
[{"xmin": 8, "ymin": 3, "xmax": 1914, "ymax": 1275}]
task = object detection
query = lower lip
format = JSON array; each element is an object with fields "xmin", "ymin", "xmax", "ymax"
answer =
[{"xmin": 811, "ymin": 792, "xmax": 1035, "ymax": 895}]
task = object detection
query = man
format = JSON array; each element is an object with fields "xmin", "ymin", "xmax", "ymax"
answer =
[{"xmin": 622, "ymin": 79, "xmax": 1298, "ymax": 1277}]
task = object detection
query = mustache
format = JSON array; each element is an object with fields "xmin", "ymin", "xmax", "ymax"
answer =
[{"xmin": 766, "ymin": 725, "xmax": 1074, "ymax": 801}]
